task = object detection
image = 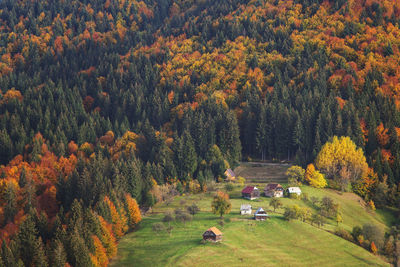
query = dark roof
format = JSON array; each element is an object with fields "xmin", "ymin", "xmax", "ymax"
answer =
[
  {"xmin": 264, "ymin": 183, "xmax": 283, "ymax": 191},
  {"xmin": 225, "ymin": 168, "xmax": 235, "ymax": 177},
  {"xmin": 254, "ymin": 207, "xmax": 268, "ymax": 215},
  {"xmin": 242, "ymin": 186, "xmax": 256, "ymax": 194}
]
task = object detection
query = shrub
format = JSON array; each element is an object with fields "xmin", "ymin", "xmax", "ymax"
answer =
[
  {"xmin": 310, "ymin": 196, "xmax": 319, "ymax": 206},
  {"xmin": 335, "ymin": 228, "xmax": 354, "ymax": 242},
  {"xmin": 302, "ymin": 193, "xmax": 309, "ymax": 202},
  {"xmin": 286, "ymin": 166, "xmax": 305, "ymax": 185},
  {"xmin": 236, "ymin": 176, "xmax": 246, "ymax": 186},
  {"xmin": 224, "ymin": 183, "xmax": 234, "ymax": 192},
  {"xmin": 152, "ymin": 223, "xmax": 165, "ymax": 234},
  {"xmin": 352, "ymin": 226, "xmax": 363, "ymax": 241},
  {"xmin": 367, "ymin": 200, "xmax": 376, "ymax": 211},
  {"xmin": 284, "ymin": 205, "xmax": 300, "ymax": 221},
  {"xmin": 289, "ymin": 193, "xmax": 300, "ymax": 199},
  {"xmin": 311, "ymin": 213, "xmax": 325, "ymax": 228},
  {"xmin": 162, "ymin": 212, "xmax": 174, "ymax": 225},
  {"xmin": 362, "ymin": 223, "xmax": 384, "ymax": 249},
  {"xmin": 187, "ymin": 204, "xmax": 200, "ymax": 216}
]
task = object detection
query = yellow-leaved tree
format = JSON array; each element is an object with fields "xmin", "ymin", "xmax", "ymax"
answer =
[
  {"xmin": 305, "ymin": 164, "xmax": 327, "ymax": 188},
  {"xmin": 315, "ymin": 136, "xmax": 368, "ymax": 192}
]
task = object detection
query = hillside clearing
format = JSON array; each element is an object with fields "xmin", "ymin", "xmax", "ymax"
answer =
[{"xmin": 111, "ymin": 184, "xmax": 391, "ymax": 266}]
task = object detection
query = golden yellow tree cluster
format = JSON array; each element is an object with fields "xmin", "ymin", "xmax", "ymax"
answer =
[{"xmin": 315, "ymin": 136, "xmax": 368, "ymax": 191}]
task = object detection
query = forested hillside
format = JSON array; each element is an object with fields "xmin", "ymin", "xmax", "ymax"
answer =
[{"xmin": 0, "ymin": 0, "xmax": 400, "ymax": 266}]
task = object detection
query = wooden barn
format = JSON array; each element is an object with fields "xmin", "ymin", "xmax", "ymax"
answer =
[
  {"xmin": 264, "ymin": 183, "xmax": 284, "ymax": 198},
  {"xmin": 254, "ymin": 208, "xmax": 269, "ymax": 221},
  {"xmin": 224, "ymin": 168, "xmax": 236, "ymax": 181},
  {"xmin": 203, "ymin": 227, "xmax": 222, "ymax": 242},
  {"xmin": 240, "ymin": 204, "xmax": 252, "ymax": 215},
  {"xmin": 242, "ymin": 186, "xmax": 260, "ymax": 200}
]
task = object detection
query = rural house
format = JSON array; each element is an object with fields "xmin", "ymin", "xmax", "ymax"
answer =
[
  {"xmin": 203, "ymin": 227, "xmax": 222, "ymax": 242},
  {"xmin": 240, "ymin": 204, "xmax": 252, "ymax": 215},
  {"xmin": 264, "ymin": 183, "xmax": 284, "ymax": 198},
  {"xmin": 242, "ymin": 186, "xmax": 260, "ymax": 200},
  {"xmin": 287, "ymin": 187, "xmax": 302, "ymax": 196},
  {"xmin": 254, "ymin": 208, "xmax": 269, "ymax": 221},
  {"xmin": 224, "ymin": 168, "xmax": 236, "ymax": 181}
]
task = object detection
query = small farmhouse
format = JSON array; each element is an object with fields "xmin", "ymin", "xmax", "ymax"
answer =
[
  {"xmin": 242, "ymin": 186, "xmax": 260, "ymax": 200},
  {"xmin": 224, "ymin": 168, "xmax": 236, "ymax": 181},
  {"xmin": 264, "ymin": 183, "xmax": 284, "ymax": 198},
  {"xmin": 240, "ymin": 204, "xmax": 252, "ymax": 215},
  {"xmin": 254, "ymin": 207, "xmax": 269, "ymax": 221},
  {"xmin": 287, "ymin": 187, "xmax": 302, "ymax": 196},
  {"xmin": 203, "ymin": 227, "xmax": 222, "ymax": 242}
]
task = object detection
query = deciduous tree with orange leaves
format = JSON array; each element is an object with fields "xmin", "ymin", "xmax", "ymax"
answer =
[{"xmin": 211, "ymin": 191, "xmax": 231, "ymax": 218}]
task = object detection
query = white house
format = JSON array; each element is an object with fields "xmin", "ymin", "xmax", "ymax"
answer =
[
  {"xmin": 287, "ymin": 187, "xmax": 302, "ymax": 196},
  {"xmin": 240, "ymin": 204, "xmax": 252, "ymax": 215}
]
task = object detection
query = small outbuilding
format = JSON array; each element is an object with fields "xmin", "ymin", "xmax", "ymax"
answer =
[
  {"xmin": 240, "ymin": 204, "xmax": 252, "ymax": 215},
  {"xmin": 254, "ymin": 208, "xmax": 269, "ymax": 221},
  {"xmin": 264, "ymin": 183, "xmax": 284, "ymax": 198},
  {"xmin": 242, "ymin": 186, "xmax": 260, "ymax": 200},
  {"xmin": 224, "ymin": 168, "xmax": 236, "ymax": 181},
  {"xmin": 287, "ymin": 187, "xmax": 302, "ymax": 196},
  {"xmin": 203, "ymin": 227, "xmax": 222, "ymax": 242}
]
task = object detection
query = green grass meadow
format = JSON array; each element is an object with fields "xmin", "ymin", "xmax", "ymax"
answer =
[{"xmin": 111, "ymin": 184, "xmax": 392, "ymax": 266}]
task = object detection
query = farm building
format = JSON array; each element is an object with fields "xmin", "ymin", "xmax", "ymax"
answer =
[
  {"xmin": 203, "ymin": 227, "xmax": 222, "ymax": 242},
  {"xmin": 224, "ymin": 168, "xmax": 236, "ymax": 181},
  {"xmin": 264, "ymin": 183, "xmax": 284, "ymax": 197},
  {"xmin": 242, "ymin": 186, "xmax": 260, "ymax": 200},
  {"xmin": 287, "ymin": 187, "xmax": 302, "ymax": 196},
  {"xmin": 254, "ymin": 208, "xmax": 269, "ymax": 221},
  {"xmin": 240, "ymin": 204, "xmax": 252, "ymax": 215}
]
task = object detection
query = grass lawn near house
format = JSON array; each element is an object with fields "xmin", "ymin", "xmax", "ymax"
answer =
[{"xmin": 111, "ymin": 184, "xmax": 392, "ymax": 267}]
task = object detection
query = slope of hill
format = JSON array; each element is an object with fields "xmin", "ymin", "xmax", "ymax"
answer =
[{"xmin": 111, "ymin": 185, "xmax": 392, "ymax": 266}]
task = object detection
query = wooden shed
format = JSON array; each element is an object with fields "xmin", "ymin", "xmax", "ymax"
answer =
[
  {"xmin": 203, "ymin": 227, "xmax": 222, "ymax": 242},
  {"xmin": 241, "ymin": 186, "xmax": 260, "ymax": 200},
  {"xmin": 254, "ymin": 208, "xmax": 269, "ymax": 221},
  {"xmin": 224, "ymin": 168, "xmax": 236, "ymax": 181}
]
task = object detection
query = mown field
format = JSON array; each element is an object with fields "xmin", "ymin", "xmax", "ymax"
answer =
[{"xmin": 111, "ymin": 182, "xmax": 393, "ymax": 267}]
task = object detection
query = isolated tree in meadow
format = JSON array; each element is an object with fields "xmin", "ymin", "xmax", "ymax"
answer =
[
  {"xmin": 315, "ymin": 136, "xmax": 368, "ymax": 192},
  {"xmin": 211, "ymin": 191, "xmax": 232, "ymax": 218},
  {"xmin": 187, "ymin": 204, "xmax": 200, "ymax": 216},
  {"xmin": 269, "ymin": 197, "xmax": 283, "ymax": 212}
]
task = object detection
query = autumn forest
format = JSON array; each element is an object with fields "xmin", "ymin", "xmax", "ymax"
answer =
[{"xmin": 0, "ymin": 0, "xmax": 400, "ymax": 266}]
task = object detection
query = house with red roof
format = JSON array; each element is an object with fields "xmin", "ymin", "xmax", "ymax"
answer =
[{"xmin": 241, "ymin": 186, "xmax": 260, "ymax": 200}]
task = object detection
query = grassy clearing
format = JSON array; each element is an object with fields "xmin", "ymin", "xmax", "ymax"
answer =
[{"xmin": 111, "ymin": 184, "xmax": 391, "ymax": 267}]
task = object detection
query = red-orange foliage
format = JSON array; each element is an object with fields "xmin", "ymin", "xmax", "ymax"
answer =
[
  {"xmin": 91, "ymin": 235, "xmax": 109, "ymax": 267},
  {"xmin": 67, "ymin": 141, "xmax": 78, "ymax": 155},
  {"xmin": 83, "ymin": 95, "xmax": 95, "ymax": 113},
  {"xmin": 2, "ymin": 88, "xmax": 23, "ymax": 103},
  {"xmin": 125, "ymin": 194, "xmax": 141, "ymax": 229},
  {"xmin": 370, "ymin": 241, "xmax": 378, "ymax": 254},
  {"xmin": 103, "ymin": 196, "xmax": 128, "ymax": 239},
  {"xmin": 98, "ymin": 216, "xmax": 117, "ymax": 258},
  {"xmin": 376, "ymin": 123, "xmax": 389, "ymax": 147}
]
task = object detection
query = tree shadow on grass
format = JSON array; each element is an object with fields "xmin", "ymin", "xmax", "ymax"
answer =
[{"xmin": 344, "ymin": 251, "xmax": 385, "ymax": 266}]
